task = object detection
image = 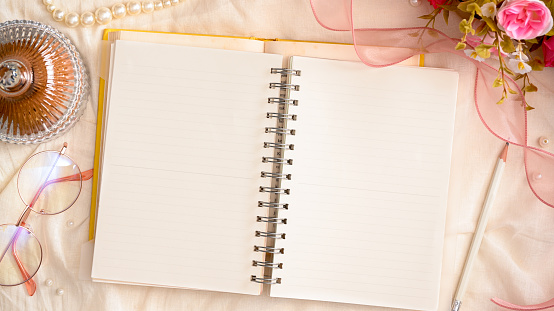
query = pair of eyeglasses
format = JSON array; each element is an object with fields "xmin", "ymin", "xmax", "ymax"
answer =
[{"xmin": 0, "ymin": 143, "xmax": 93, "ymax": 296}]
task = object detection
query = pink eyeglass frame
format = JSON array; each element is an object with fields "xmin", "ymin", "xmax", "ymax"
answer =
[{"xmin": 0, "ymin": 143, "xmax": 93, "ymax": 296}]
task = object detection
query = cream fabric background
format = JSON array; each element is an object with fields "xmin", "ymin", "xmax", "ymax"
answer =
[{"xmin": 0, "ymin": 1, "xmax": 553, "ymax": 311}]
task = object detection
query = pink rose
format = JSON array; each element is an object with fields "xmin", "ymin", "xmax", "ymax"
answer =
[
  {"xmin": 542, "ymin": 36, "xmax": 554, "ymax": 67},
  {"xmin": 497, "ymin": 0, "xmax": 553, "ymax": 40},
  {"xmin": 426, "ymin": 0, "xmax": 447, "ymax": 9}
]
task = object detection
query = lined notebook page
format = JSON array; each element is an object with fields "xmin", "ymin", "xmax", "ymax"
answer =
[
  {"xmin": 91, "ymin": 40, "xmax": 282, "ymax": 295},
  {"xmin": 271, "ymin": 57, "xmax": 458, "ymax": 310}
]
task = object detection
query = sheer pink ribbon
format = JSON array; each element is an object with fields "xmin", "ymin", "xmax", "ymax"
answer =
[{"xmin": 309, "ymin": 0, "xmax": 554, "ymax": 310}]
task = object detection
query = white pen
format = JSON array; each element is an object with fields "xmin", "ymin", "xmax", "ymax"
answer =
[{"xmin": 451, "ymin": 142, "xmax": 509, "ymax": 311}]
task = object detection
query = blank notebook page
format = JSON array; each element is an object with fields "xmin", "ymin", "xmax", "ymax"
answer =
[
  {"xmin": 271, "ymin": 57, "xmax": 458, "ymax": 310},
  {"xmin": 91, "ymin": 40, "xmax": 282, "ymax": 295}
]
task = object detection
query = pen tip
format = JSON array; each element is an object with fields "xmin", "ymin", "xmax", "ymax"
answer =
[{"xmin": 501, "ymin": 142, "xmax": 509, "ymax": 162}]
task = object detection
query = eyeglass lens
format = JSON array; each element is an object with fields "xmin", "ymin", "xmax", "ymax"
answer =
[
  {"xmin": 17, "ymin": 151, "xmax": 82, "ymax": 215},
  {"xmin": 0, "ymin": 225, "xmax": 42, "ymax": 286}
]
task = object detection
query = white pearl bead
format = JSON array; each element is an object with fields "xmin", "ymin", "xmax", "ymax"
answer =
[
  {"xmin": 533, "ymin": 173, "xmax": 543, "ymax": 181},
  {"xmin": 142, "ymin": 1, "xmax": 155, "ymax": 13},
  {"xmin": 45, "ymin": 279, "xmax": 54, "ymax": 286},
  {"xmin": 112, "ymin": 3, "xmax": 127, "ymax": 19},
  {"xmin": 163, "ymin": 0, "xmax": 172, "ymax": 8},
  {"xmin": 170, "ymin": 0, "xmax": 179, "ymax": 5},
  {"xmin": 46, "ymin": 4, "xmax": 56, "ymax": 12},
  {"xmin": 56, "ymin": 288, "xmax": 64, "ymax": 296},
  {"xmin": 95, "ymin": 7, "xmax": 113, "ymax": 25},
  {"xmin": 539, "ymin": 136, "xmax": 550, "ymax": 147},
  {"xmin": 64, "ymin": 12, "xmax": 80, "ymax": 27},
  {"xmin": 81, "ymin": 12, "xmax": 95, "ymax": 27},
  {"xmin": 127, "ymin": 1, "xmax": 142, "ymax": 15},
  {"xmin": 66, "ymin": 220, "xmax": 75, "ymax": 227},
  {"xmin": 154, "ymin": 0, "xmax": 163, "ymax": 10},
  {"xmin": 52, "ymin": 9, "xmax": 65, "ymax": 22},
  {"xmin": 409, "ymin": 0, "xmax": 422, "ymax": 6},
  {"xmin": 42, "ymin": 0, "xmax": 53, "ymax": 5}
]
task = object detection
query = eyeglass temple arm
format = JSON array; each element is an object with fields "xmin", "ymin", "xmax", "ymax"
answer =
[{"xmin": 10, "ymin": 228, "xmax": 36, "ymax": 296}]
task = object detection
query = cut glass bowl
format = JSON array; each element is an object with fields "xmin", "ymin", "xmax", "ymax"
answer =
[{"xmin": 0, "ymin": 20, "xmax": 88, "ymax": 144}]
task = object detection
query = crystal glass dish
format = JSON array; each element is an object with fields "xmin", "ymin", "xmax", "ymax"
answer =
[{"xmin": 0, "ymin": 20, "xmax": 88, "ymax": 144}]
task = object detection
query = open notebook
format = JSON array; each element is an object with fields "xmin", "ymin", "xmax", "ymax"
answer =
[{"xmin": 91, "ymin": 30, "xmax": 458, "ymax": 311}]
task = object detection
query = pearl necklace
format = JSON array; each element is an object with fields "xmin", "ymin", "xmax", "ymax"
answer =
[{"xmin": 41, "ymin": 0, "xmax": 184, "ymax": 27}]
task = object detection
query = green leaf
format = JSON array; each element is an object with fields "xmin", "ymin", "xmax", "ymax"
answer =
[
  {"xmin": 523, "ymin": 83, "xmax": 538, "ymax": 92},
  {"xmin": 443, "ymin": 9, "xmax": 450, "ymax": 25},
  {"xmin": 526, "ymin": 38, "xmax": 539, "ymax": 44},
  {"xmin": 475, "ymin": 22, "xmax": 488, "ymax": 37},
  {"xmin": 496, "ymin": 96, "xmax": 505, "ymax": 105},
  {"xmin": 525, "ymin": 104, "xmax": 535, "ymax": 111},
  {"xmin": 528, "ymin": 58, "xmax": 545, "ymax": 71},
  {"xmin": 475, "ymin": 44, "xmax": 495, "ymax": 58},
  {"xmin": 500, "ymin": 37, "xmax": 516, "ymax": 53},
  {"xmin": 419, "ymin": 14, "xmax": 435, "ymax": 20},
  {"xmin": 459, "ymin": 19, "xmax": 472, "ymax": 34},
  {"xmin": 481, "ymin": 16, "xmax": 499, "ymax": 32},
  {"xmin": 514, "ymin": 74, "xmax": 525, "ymax": 81},
  {"xmin": 455, "ymin": 42, "xmax": 467, "ymax": 50},
  {"xmin": 493, "ymin": 78, "xmax": 503, "ymax": 87},
  {"xmin": 428, "ymin": 29, "xmax": 439, "ymax": 38},
  {"xmin": 507, "ymin": 86, "xmax": 518, "ymax": 94},
  {"xmin": 467, "ymin": 3, "xmax": 483, "ymax": 16},
  {"xmin": 503, "ymin": 65, "xmax": 515, "ymax": 76},
  {"xmin": 468, "ymin": 15, "xmax": 475, "ymax": 32},
  {"xmin": 546, "ymin": 27, "xmax": 554, "ymax": 36},
  {"xmin": 458, "ymin": 0, "xmax": 477, "ymax": 12}
]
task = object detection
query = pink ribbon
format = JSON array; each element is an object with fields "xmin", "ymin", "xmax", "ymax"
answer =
[
  {"xmin": 492, "ymin": 297, "xmax": 554, "ymax": 310},
  {"xmin": 309, "ymin": 0, "xmax": 554, "ymax": 309}
]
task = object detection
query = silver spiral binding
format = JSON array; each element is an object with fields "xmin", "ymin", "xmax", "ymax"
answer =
[
  {"xmin": 265, "ymin": 127, "xmax": 295, "ymax": 135},
  {"xmin": 257, "ymin": 216, "xmax": 287, "ymax": 224},
  {"xmin": 261, "ymin": 171, "xmax": 291, "ymax": 180},
  {"xmin": 270, "ymin": 68, "xmax": 301, "ymax": 76},
  {"xmin": 251, "ymin": 275, "xmax": 281, "ymax": 284},
  {"xmin": 253, "ymin": 67, "xmax": 299, "ymax": 286},
  {"xmin": 269, "ymin": 82, "xmax": 299, "ymax": 91},
  {"xmin": 253, "ymin": 260, "xmax": 283, "ymax": 269},
  {"xmin": 257, "ymin": 201, "xmax": 289, "ymax": 209},
  {"xmin": 268, "ymin": 97, "xmax": 298, "ymax": 106},
  {"xmin": 267, "ymin": 112, "xmax": 297, "ymax": 120},
  {"xmin": 254, "ymin": 245, "xmax": 284, "ymax": 254},
  {"xmin": 263, "ymin": 142, "xmax": 294, "ymax": 150},
  {"xmin": 262, "ymin": 157, "xmax": 293, "ymax": 165},
  {"xmin": 259, "ymin": 186, "xmax": 290, "ymax": 195},
  {"xmin": 256, "ymin": 231, "xmax": 286, "ymax": 239}
]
